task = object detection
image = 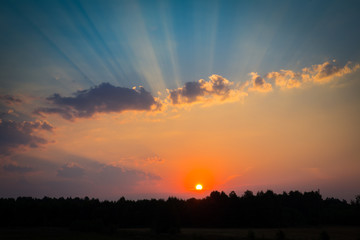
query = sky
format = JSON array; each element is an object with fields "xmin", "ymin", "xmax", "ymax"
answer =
[{"xmin": 1, "ymin": 0, "xmax": 360, "ymax": 201}]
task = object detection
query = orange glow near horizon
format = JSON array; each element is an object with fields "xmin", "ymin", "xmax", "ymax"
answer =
[{"xmin": 184, "ymin": 168, "xmax": 215, "ymax": 192}]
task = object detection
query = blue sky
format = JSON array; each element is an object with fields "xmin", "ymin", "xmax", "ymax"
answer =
[{"xmin": 1, "ymin": 0, "xmax": 359, "ymax": 95}]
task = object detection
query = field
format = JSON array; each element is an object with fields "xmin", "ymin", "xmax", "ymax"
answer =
[{"xmin": 0, "ymin": 227, "xmax": 359, "ymax": 240}]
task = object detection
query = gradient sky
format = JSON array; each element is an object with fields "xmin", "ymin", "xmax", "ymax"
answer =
[{"xmin": 1, "ymin": 0, "xmax": 360, "ymax": 201}]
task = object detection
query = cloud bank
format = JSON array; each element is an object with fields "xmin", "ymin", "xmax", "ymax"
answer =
[
  {"xmin": 35, "ymin": 83, "xmax": 161, "ymax": 120},
  {"xmin": 0, "ymin": 119, "xmax": 53, "ymax": 155},
  {"xmin": 33, "ymin": 60, "xmax": 360, "ymax": 119}
]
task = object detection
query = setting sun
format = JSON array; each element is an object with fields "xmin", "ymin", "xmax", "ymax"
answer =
[{"xmin": 184, "ymin": 168, "xmax": 215, "ymax": 192}]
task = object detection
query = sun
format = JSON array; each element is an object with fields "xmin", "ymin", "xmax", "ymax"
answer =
[{"xmin": 195, "ymin": 184, "xmax": 203, "ymax": 191}]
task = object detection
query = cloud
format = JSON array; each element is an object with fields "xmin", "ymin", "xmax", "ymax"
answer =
[
  {"xmin": 302, "ymin": 61, "xmax": 360, "ymax": 83},
  {"xmin": 248, "ymin": 72, "xmax": 273, "ymax": 92},
  {"xmin": 0, "ymin": 95, "xmax": 22, "ymax": 105},
  {"xmin": 35, "ymin": 83, "xmax": 161, "ymax": 120},
  {"xmin": 168, "ymin": 74, "xmax": 246, "ymax": 105},
  {"xmin": 57, "ymin": 162, "xmax": 85, "ymax": 178},
  {"xmin": 0, "ymin": 119, "xmax": 53, "ymax": 155},
  {"xmin": 266, "ymin": 70, "xmax": 302, "ymax": 89},
  {"xmin": 265, "ymin": 61, "xmax": 360, "ymax": 89},
  {"xmin": 3, "ymin": 163, "xmax": 34, "ymax": 173},
  {"xmin": 29, "ymin": 61, "xmax": 360, "ymax": 121}
]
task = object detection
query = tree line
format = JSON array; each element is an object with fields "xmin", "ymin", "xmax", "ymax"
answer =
[{"xmin": 0, "ymin": 190, "xmax": 359, "ymax": 233}]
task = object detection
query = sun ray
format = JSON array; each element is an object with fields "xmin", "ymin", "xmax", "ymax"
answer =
[{"xmin": 116, "ymin": 1, "xmax": 167, "ymax": 94}]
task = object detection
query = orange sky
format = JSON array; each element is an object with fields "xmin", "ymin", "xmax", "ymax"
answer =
[{"xmin": 4, "ymin": 68, "xmax": 358, "ymax": 200}]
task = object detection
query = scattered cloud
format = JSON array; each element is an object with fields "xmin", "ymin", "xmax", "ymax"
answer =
[
  {"xmin": 35, "ymin": 83, "xmax": 161, "ymax": 120},
  {"xmin": 0, "ymin": 119, "xmax": 53, "ymax": 155},
  {"xmin": 248, "ymin": 72, "xmax": 273, "ymax": 92},
  {"xmin": 168, "ymin": 74, "xmax": 246, "ymax": 105}
]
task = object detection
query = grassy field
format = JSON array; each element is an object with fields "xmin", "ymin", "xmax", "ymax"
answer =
[{"xmin": 0, "ymin": 226, "xmax": 359, "ymax": 240}]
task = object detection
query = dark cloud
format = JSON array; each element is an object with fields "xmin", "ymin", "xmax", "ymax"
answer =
[
  {"xmin": 255, "ymin": 76, "xmax": 264, "ymax": 86},
  {"xmin": 35, "ymin": 83, "xmax": 160, "ymax": 120},
  {"xmin": 0, "ymin": 95, "xmax": 22, "ymax": 105},
  {"xmin": 168, "ymin": 75, "xmax": 240, "ymax": 105},
  {"xmin": 34, "ymin": 107, "xmax": 74, "ymax": 120},
  {"xmin": 0, "ymin": 119, "xmax": 53, "ymax": 155},
  {"xmin": 3, "ymin": 163, "xmax": 34, "ymax": 173},
  {"xmin": 57, "ymin": 163, "xmax": 85, "ymax": 178},
  {"xmin": 169, "ymin": 81, "xmax": 205, "ymax": 104}
]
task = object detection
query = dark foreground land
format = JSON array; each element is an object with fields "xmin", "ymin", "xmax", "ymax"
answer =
[
  {"xmin": 0, "ymin": 227, "xmax": 359, "ymax": 240},
  {"xmin": 1, "ymin": 190, "xmax": 360, "ymax": 239}
]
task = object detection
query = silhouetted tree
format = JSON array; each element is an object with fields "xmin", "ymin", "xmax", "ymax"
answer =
[{"xmin": 1, "ymin": 190, "xmax": 359, "ymax": 230}]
